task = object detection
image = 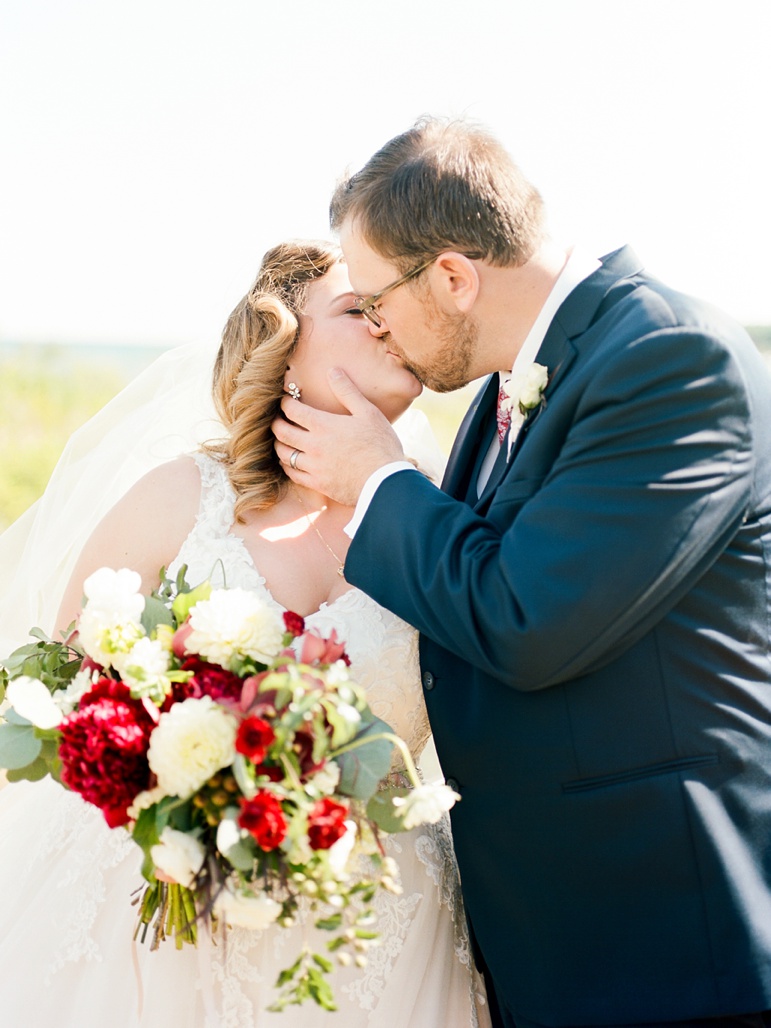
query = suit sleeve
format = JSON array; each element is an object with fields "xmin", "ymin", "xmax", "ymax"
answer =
[{"xmin": 345, "ymin": 325, "xmax": 755, "ymax": 691}]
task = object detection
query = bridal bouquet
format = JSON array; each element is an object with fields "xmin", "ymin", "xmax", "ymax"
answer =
[{"xmin": 0, "ymin": 567, "xmax": 458, "ymax": 1012}]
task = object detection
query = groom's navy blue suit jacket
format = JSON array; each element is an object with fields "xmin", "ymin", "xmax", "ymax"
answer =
[{"xmin": 346, "ymin": 247, "xmax": 771, "ymax": 1025}]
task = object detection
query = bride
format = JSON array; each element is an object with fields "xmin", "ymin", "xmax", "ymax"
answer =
[{"xmin": 0, "ymin": 241, "xmax": 490, "ymax": 1027}]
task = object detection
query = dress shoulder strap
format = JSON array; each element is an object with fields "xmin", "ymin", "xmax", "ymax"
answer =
[{"xmin": 190, "ymin": 452, "xmax": 236, "ymax": 540}]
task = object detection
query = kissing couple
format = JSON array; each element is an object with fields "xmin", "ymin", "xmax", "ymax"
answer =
[{"xmin": 3, "ymin": 117, "xmax": 771, "ymax": 1028}]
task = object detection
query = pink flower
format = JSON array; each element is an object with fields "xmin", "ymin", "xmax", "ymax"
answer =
[
  {"xmin": 171, "ymin": 621, "xmax": 194, "ymax": 659},
  {"xmin": 299, "ymin": 629, "xmax": 349, "ymax": 666}
]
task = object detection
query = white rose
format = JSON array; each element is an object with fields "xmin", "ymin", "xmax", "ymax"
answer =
[
  {"xmin": 6, "ymin": 676, "xmax": 62, "ymax": 729},
  {"xmin": 501, "ymin": 362, "xmax": 548, "ymax": 413},
  {"xmin": 78, "ymin": 567, "xmax": 146, "ymax": 668},
  {"xmin": 214, "ymin": 882, "xmax": 282, "ymax": 931},
  {"xmin": 392, "ymin": 783, "xmax": 460, "ymax": 830},
  {"xmin": 216, "ymin": 815, "xmax": 249, "ymax": 857},
  {"xmin": 148, "ymin": 696, "xmax": 237, "ymax": 798},
  {"xmin": 186, "ymin": 589, "xmax": 284, "ymax": 669},
  {"xmin": 150, "ymin": 827, "xmax": 206, "ymax": 887}
]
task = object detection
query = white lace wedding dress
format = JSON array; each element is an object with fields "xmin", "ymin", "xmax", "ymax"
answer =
[{"xmin": 0, "ymin": 453, "xmax": 489, "ymax": 1028}]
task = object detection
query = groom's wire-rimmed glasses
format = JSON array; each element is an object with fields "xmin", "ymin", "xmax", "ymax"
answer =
[{"xmin": 354, "ymin": 256, "xmax": 436, "ymax": 328}]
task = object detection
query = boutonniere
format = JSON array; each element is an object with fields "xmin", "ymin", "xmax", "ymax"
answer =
[
  {"xmin": 499, "ymin": 362, "xmax": 549, "ymax": 461},
  {"xmin": 500, "ymin": 362, "xmax": 549, "ymax": 431}
]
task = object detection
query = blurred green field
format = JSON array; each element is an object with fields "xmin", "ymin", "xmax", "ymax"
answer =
[
  {"xmin": 0, "ymin": 346, "xmax": 477, "ymax": 533},
  {"xmin": 0, "ymin": 351, "xmax": 125, "ymax": 531}
]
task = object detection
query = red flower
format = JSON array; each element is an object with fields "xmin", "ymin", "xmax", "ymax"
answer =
[
  {"xmin": 307, "ymin": 797, "xmax": 349, "ymax": 850},
  {"xmin": 283, "ymin": 611, "xmax": 306, "ymax": 638},
  {"xmin": 253, "ymin": 763, "xmax": 283, "ymax": 783},
  {"xmin": 183, "ymin": 658, "xmax": 243, "ymax": 705},
  {"xmin": 238, "ymin": 791, "xmax": 287, "ymax": 851},
  {"xmin": 59, "ymin": 678, "xmax": 155, "ymax": 828},
  {"xmin": 292, "ymin": 727, "xmax": 328, "ymax": 778},
  {"xmin": 235, "ymin": 716, "xmax": 276, "ymax": 763}
]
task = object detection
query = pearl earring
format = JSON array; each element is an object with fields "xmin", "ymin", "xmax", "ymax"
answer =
[{"xmin": 286, "ymin": 382, "xmax": 301, "ymax": 400}]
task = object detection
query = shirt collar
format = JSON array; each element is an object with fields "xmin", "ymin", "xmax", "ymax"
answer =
[{"xmin": 499, "ymin": 246, "xmax": 601, "ymax": 387}]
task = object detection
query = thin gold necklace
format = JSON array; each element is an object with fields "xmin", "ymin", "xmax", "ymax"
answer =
[{"xmin": 293, "ymin": 487, "xmax": 346, "ymax": 578}]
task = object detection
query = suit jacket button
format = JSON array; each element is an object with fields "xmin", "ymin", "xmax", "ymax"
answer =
[
  {"xmin": 446, "ymin": 777, "xmax": 461, "ymax": 793},
  {"xmin": 422, "ymin": 670, "xmax": 436, "ymax": 691}
]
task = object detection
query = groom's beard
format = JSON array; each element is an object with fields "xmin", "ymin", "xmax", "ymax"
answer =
[{"xmin": 387, "ymin": 302, "xmax": 479, "ymax": 394}]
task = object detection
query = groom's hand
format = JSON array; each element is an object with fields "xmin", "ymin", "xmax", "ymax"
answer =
[{"xmin": 272, "ymin": 369, "xmax": 406, "ymax": 506}]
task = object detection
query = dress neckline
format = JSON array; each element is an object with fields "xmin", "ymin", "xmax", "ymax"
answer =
[{"xmin": 185, "ymin": 451, "xmax": 364, "ymax": 621}]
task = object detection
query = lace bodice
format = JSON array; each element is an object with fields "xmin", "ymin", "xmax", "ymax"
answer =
[{"xmin": 168, "ymin": 453, "xmax": 432, "ymax": 765}]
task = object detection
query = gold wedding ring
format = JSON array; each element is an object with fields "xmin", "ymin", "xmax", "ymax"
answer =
[{"xmin": 289, "ymin": 449, "xmax": 301, "ymax": 470}]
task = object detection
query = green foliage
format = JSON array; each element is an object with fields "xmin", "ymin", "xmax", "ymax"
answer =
[
  {"xmin": 0, "ymin": 350, "xmax": 124, "ymax": 531},
  {"xmin": 367, "ymin": 786, "xmax": 412, "ymax": 834},
  {"xmin": 334, "ymin": 712, "xmax": 396, "ymax": 799}
]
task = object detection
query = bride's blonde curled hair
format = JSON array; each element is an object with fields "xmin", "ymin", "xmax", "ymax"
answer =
[{"xmin": 204, "ymin": 240, "xmax": 342, "ymax": 520}]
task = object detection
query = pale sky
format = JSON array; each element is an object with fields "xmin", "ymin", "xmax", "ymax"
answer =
[{"xmin": 1, "ymin": 0, "xmax": 769, "ymax": 348}]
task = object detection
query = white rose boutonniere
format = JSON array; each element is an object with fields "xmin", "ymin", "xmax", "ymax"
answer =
[
  {"xmin": 499, "ymin": 363, "xmax": 549, "ymax": 458},
  {"xmin": 500, "ymin": 362, "xmax": 549, "ymax": 424}
]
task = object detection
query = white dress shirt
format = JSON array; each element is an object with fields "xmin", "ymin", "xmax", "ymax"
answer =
[{"xmin": 346, "ymin": 246, "xmax": 601, "ymax": 537}]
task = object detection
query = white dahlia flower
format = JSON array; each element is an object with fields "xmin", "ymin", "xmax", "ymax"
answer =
[
  {"xmin": 186, "ymin": 588, "xmax": 284, "ymax": 669},
  {"xmin": 148, "ymin": 696, "xmax": 237, "ymax": 798}
]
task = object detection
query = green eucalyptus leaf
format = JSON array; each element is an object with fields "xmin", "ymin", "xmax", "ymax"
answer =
[
  {"xmin": 141, "ymin": 595, "xmax": 174, "ymax": 634},
  {"xmin": 335, "ymin": 713, "xmax": 395, "ymax": 800},
  {"xmin": 3, "ymin": 707, "xmax": 33, "ymax": 727},
  {"xmin": 6, "ymin": 754, "xmax": 51, "ymax": 783},
  {"xmin": 366, "ymin": 787, "xmax": 411, "ymax": 834},
  {"xmin": 0, "ymin": 721, "xmax": 43, "ymax": 769}
]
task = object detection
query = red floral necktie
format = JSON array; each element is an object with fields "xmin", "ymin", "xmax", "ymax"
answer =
[{"xmin": 496, "ymin": 386, "xmax": 512, "ymax": 444}]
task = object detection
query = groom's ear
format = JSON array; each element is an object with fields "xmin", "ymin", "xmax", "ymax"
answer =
[{"xmin": 432, "ymin": 252, "xmax": 479, "ymax": 314}]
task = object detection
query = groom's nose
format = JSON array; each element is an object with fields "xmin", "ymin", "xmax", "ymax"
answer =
[{"xmin": 367, "ymin": 316, "xmax": 389, "ymax": 338}]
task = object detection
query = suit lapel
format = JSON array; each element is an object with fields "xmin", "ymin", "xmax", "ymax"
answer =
[
  {"xmin": 492, "ymin": 245, "xmax": 646, "ymax": 472},
  {"xmin": 441, "ymin": 375, "xmax": 498, "ymax": 499},
  {"xmin": 443, "ymin": 246, "xmax": 646, "ymax": 506}
]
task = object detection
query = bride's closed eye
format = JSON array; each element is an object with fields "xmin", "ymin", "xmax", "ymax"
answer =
[{"xmin": 344, "ymin": 307, "xmax": 364, "ymax": 317}]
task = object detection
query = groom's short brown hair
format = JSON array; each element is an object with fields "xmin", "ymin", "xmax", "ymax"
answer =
[{"xmin": 329, "ymin": 117, "xmax": 546, "ymax": 272}]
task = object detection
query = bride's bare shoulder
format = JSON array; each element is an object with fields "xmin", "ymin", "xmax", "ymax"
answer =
[
  {"xmin": 122, "ymin": 454, "xmax": 201, "ymax": 502},
  {"xmin": 54, "ymin": 456, "xmax": 207, "ymax": 633}
]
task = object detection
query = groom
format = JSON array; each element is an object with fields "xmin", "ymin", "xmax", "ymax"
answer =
[{"xmin": 273, "ymin": 118, "xmax": 771, "ymax": 1027}]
